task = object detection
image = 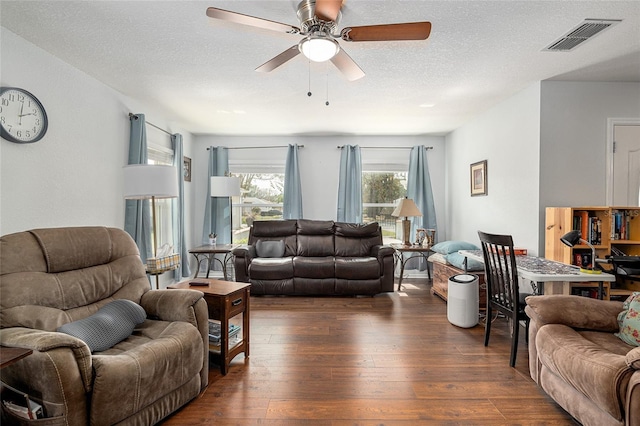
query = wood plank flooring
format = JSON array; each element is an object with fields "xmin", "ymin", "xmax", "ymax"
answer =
[{"xmin": 162, "ymin": 279, "xmax": 577, "ymax": 425}]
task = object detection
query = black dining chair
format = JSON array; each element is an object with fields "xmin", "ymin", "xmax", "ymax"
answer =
[{"xmin": 478, "ymin": 231, "xmax": 530, "ymax": 367}]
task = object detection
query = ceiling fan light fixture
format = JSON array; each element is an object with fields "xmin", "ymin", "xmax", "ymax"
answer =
[{"xmin": 298, "ymin": 34, "xmax": 339, "ymax": 62}]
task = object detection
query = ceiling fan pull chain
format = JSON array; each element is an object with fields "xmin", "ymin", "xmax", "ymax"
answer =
[
  {"xmin": 325, "ymin": 63, "xmax": 330, "ymax": 106},
  {"xmin": 307, "ymin": 57, "xmax": 312, "ymax": 97}
]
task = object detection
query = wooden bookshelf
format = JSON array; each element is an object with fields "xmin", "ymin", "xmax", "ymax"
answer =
[{"xmin": 545, "ymin": 206, "xmax": 640, "ymax": 297}]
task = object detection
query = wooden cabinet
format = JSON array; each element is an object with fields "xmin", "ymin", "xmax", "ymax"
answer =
[
  {"xmin": 545, "ymin": 206, "xmax": 640, "ymax": 297},
  {"xmin": 430, "ymin": 262, "xmax": 486, "ymax": 309}
]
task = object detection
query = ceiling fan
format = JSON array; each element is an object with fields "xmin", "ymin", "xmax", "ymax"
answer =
[{"xmin": 206, "ymin": 0, "xmax": 432, "ymax": 81}]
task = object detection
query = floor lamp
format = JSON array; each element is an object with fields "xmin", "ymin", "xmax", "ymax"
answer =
[
  {"xmin": 391, "ymin": 197, "xmax": 423, "ymax": 246},
  {"xmin": 210, "ymin": 176, "xmax": 241, "ymax": 244},
  {"xmin": 123, "ymin": 164, "xmax": 179, "ymax": 261}
]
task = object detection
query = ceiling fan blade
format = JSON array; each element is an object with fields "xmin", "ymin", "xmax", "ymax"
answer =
[
  {"xmin": 206, "ymin": 7, "xmax": 300, "ymax": 34},
  {"xmin": 255, "ymin": 45, "xmax": 302, "ymax": 73},
  {"xmin": 341, "ymin": 22, "xmax": 431, "ymax": 42},
  {"xmin": 330, "ymin": 48, "xmax": 365, "ymax": 81},
  {"xmin": 314, "ymin": 0, "xmax": 343, "ymax": 22}
]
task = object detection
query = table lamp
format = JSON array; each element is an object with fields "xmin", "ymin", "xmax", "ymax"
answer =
[
  {"xmin": 123, "ymin": 164, "xmax": 178, "ymax": 258},
  {"xmin": 210, "ymin": 176, "xmax": 241, "ymax": 243},
  {"xmin": 560, "ymin": 230, "xmax": 601, "ymax": 274},
  {"xmin": 391, "ymin": 197, "xmax": 422, "ymax": 246}
]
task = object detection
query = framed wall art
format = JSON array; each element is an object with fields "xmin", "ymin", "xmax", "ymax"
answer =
[
  {"xmin": 470, "ymin": 160, "xmax": 487, "ymax": 196},
  {"xmin": 183, "ymin": 156, "xmax": 192, "ymax": 182}
]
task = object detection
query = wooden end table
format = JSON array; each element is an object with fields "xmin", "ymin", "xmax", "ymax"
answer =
[
  {"xmin": 0, "ymin": 347, "xmax": 32, "ymax": 369},
  {"xmin": 169, "ymin": 279, "xmax": 250, "ymax": 375}
]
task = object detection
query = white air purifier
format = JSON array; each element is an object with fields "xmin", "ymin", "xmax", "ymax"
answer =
[{"xmin": 447, "ymin": 274, "xmax": 479, "ymax": 328}]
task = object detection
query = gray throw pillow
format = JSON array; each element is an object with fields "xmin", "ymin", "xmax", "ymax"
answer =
[
  {"xmin": 57, "ymin": 299, "xmax": 146, "ymax": 353},
  {"xmin": 256, "ymin": 240, "xmax": 285, "ymax": 258}
]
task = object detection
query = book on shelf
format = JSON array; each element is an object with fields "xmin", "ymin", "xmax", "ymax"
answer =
[
  {"xmin": 208, "ymin": 320, "xmax": 241, "ymax": 344},
  {"xmin": 611, "ymin": 210, "xmax": 630, "ymax": 240}
]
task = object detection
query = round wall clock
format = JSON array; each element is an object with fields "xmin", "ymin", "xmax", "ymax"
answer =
[{"xmin": 0, "ymin": 87, "xmax": 48, "ymax": 144}]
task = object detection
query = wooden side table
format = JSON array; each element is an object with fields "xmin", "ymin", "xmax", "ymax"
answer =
[
  {"xmin": 391, "ymin": 243, "xmax": 433, "ymax": 291},
  {"xmin": 0, "ymin": 347, "xmax": 32, "ymax": 369},
  {"xmin": 169, "ymin": 279, "xmax": 250, "ymax": 375}
]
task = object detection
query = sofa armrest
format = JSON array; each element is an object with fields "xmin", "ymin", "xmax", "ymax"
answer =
[
  {"xmin": 233, "ymin": 246, "xmax": 255, "ymax": 282},
  {"xmin": 0, "ymin": 327, "xmax": 93, "ymax": 423},
  {"xmin": 140, "ymin": 289, "xmax": 209, "ymax": 390},
  {"xmin": 141, "ymin": 289, "xmax": 204, "ymax": 323},
  {"xmin": 372, "ymin": 245, "xmax": 395, "ymax": 259},
  {"xmin": 1, "ymin": 327, "xmax": 93, "ymax": 391},
  {"xmin": 627, "ymin": 347, "xmax": 640, "ymax": 369},
  {"xmin": 525, "ymin": 295, "xmax": 622, "ymax": 332}
]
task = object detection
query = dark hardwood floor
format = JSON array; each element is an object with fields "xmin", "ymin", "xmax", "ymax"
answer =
[{"xmin": 162, "ymin": 278, "xmax": 577, "ymax": 425}]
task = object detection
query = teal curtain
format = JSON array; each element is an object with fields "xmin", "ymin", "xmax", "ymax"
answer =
[
  {"xmin": 407, "ymin": 145, "xmax": 437, "ymax": 235},
  {"xmin": 202, "ymin": 147, "xmax": 231, "ymax": 244},
  {"xmin": 124, "ymin": 113, "xmax": 152, "ymax": 264},
  {"xmin": 283, "ymin": 144, "xmax": 303, "ymax": 219},
  {"xmin": 172, "ymin": 133, "xmax": 190, "ymax": 279},
  {"xmin": 406, "ymin": 145, "xmax": 437, "ymax": 271},
  {"xmin": 337, "ymin": 144, "xmax": 362, "ymax": 223}
]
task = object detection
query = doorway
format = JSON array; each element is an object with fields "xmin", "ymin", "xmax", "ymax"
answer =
[{"xmin": 607, "ymin": 119, "xmax": 640, "ymax": 206}]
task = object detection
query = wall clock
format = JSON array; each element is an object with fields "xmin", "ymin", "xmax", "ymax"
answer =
[{"xmin": 0, "ymin": 87, "xmax": 48, "ymax": 144}]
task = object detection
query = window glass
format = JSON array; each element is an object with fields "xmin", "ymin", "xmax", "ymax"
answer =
[
  {"xmin": 362, "ymin": 170, "xmax": 407, "ymax": 238},
  {"xmin": 147, "ymin": 144, "xmax": 174, "ymax": 252},
  {"xmin": 231, "ymin": 172, "xmax": 285, "ymax": 244}
]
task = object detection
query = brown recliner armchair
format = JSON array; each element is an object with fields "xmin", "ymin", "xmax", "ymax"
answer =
[
  {"xmin": 0, "ymin": 227, "xmax": 209, "ymax": 425},
  {"xmin": 525, "ymin": 295, "xmax": 640, "ymax": 426}
]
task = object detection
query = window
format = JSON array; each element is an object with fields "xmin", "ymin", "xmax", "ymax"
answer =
[
  {"xmin": 362, "ymin": 170, "xmax": 407, "ymax": 238},
  {"xmin": 230, "ymin": 162, "xmax": 286, "ymax": 244},
  {"xmin": 148, "ymin": 144, "xmax": 174, "ymax": 251}
]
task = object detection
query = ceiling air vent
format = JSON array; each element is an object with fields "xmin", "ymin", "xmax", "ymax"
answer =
[{"xmin": 543, "ymin": 19, "xmax": 621, "ymax": 52}]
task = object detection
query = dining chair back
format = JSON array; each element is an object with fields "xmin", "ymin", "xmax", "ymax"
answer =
[{"xmin": 478, "ymin": 230, "xmax": 530, "ymax": 367}]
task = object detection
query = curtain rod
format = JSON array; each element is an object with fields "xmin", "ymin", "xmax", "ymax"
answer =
[
  {"xmin": 336, "ymin": 145, "xmax": 433, "ymax": 150},
  {"xmin": 207, "ymin": 145, "xmax": 305, "ymax": 150},
  {"xmin": 128, "ymin": 113, "xmax": 172, "ymax": 137}
]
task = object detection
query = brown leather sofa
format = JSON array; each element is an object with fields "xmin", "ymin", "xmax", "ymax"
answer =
[
  {"xmin": 0, "ymin": 227, "xmax": 209, "ymax": 425},
  {"xmin": 233, "ymin": 219, "xmax": 395, "ymax": 296},
  {"xmin": 525, "ymin": 295, "xmax": 640, "ymax": 426}
]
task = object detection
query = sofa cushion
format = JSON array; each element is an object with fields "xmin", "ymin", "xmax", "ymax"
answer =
[
  {"xmin": 249, "ymin": 257, "xmax": 294, "ymax": 280},
  {"xmin": 57, "ymin": 299, "xmax": 146, "ymax": 352},
  {"xmin": 297, "ymin": 219, "xmax": 334, "ymax": 235},
  {"xmin": 90, "ymin": 320, "xmax": 203, "ymax": 425},
  {"xmin": 334, "ymin": 222, "xmax": 379, "ymax": 237},
  {"xmin": 615, "ymin": 292, "xmax": 640, "ymax": 346},
  {"xmin": 298, "ymin": 235, "xmax": 335, "ymax": 256},
  {"xmin": 252, "ymin": 220, "xmax": 297, "ymax": 238},
  {"xmin": 536, "ymin": 323, "xmax": 632, "ymax": 421},
  {"xmin": 293, "ymin": 256, "xmax": 335, "ymax": 278},
  {"xmin": 335, "ymin": 257, "xmax": 380, "ymax": 279},
  {"xmin": 256, "ymin": 240, "xmax": 285, "ymax": 258}
]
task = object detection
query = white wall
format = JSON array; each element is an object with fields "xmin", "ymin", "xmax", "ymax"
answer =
[
  {"xmin": 539, "ymin": 81, "xmax": 640, "ymax": 252},
  {"xmin": 445, "ymin": 83, "xmax": 542, "ymax": 254},
  {"xmin": 1, "ymin": 29, "xmax": 195, "ymax": 285},
  {"xmin": 193, "ymin": 134, "xmax": 446, "ymax": 245}
]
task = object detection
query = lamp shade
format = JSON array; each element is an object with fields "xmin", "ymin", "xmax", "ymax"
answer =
[
  {"xmin": 298, "ymin": 35, "xmax": 340, "ymax": 62},
  {"xmin": 391, "ymin": 197, "xmax": 422, "ymax": 218},
  {"xmin": 560, "ymin": 230, "xmax": 582, "ymax": 247},
  {"xmin": 210, "ymin": 176, "xmax": 241, "ymax": 197},
  {"xmin": 123, "ymin": 164, "xmax": 178, "ymax": 199}
]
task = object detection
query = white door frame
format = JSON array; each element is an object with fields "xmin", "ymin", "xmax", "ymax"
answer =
[{"xmin": 606, "ymin": 117, "xmax": 640, "ymax": 206}]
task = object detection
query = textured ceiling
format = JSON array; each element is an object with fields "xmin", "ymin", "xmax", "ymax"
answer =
[{"xmin": 2, "ymin": 0, "xmax": 639, "ymax": 136}]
